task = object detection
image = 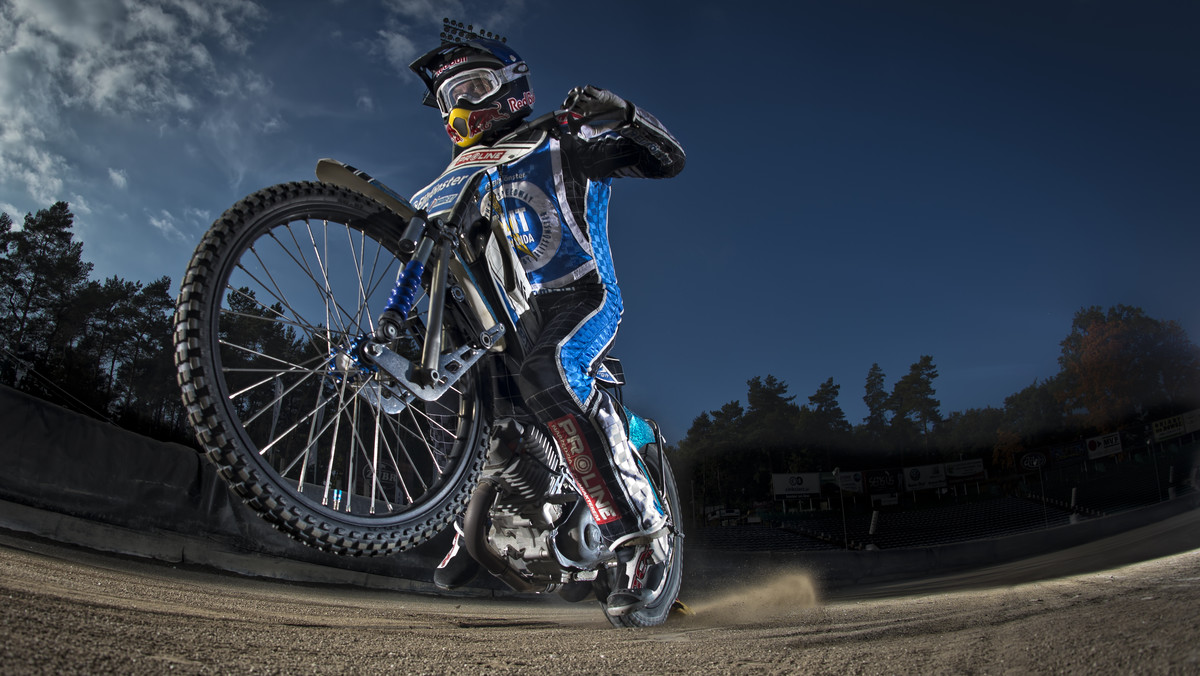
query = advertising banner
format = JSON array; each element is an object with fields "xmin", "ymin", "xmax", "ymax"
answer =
[
  {"xmin": 903, "ymin": 464, "xmax": 947, "ymax": 491},
  {"xmin": 1153, "ymin": 414, "xmax": 1186, "ymax": 442},
  {"xmin": 945, "ymin": 458, "xmax": 986, "ymax": 483},
  {"xmin": 1020, "ymin": 451, "xmax": 1047, "ymax": 471},
  {"xmin": 1086, "ymin": 432, "xmax": 1123, "ymax": 460},
  {"xmin": 771, "ymin": 473, "xmax": 821, "ymax": 498},
  {"xmin": 836, "ymin": 470, "xmax": 864, "ymax": 493},
  {"xmin": 1050, "ymin": 441, "xmax": 1086, "ymax": 467},
  {"xmin": 1185, "ymin": 409, "xmax": 1200, "ymax": 434},
  {"xmin": 1152, "ymin": 409, "xmax": 1200, "ymax": 442},
  {"xmin": 864, "ymin": 469, "xmax": 902, "ymax": 495}
]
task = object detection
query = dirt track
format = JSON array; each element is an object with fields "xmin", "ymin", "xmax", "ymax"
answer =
[{"xmin": 2, "ymin": 533, "xmax": 1198, "ymax": 674}]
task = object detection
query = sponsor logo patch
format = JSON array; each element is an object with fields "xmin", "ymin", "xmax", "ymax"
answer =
[
  {"xmin": 632, "ymin": 548, "xmax": 653, "ymax": 589},
  {"xmin": 547, "ymin": 415, "xmax": 621, "ymax": 525},
  {"xmin": 452, "ymin": 149, "xmax": 509, "ymax": 168},
  {"xmin": 479, "ymin": 180, "xmax": 560, "ymax": 268}
]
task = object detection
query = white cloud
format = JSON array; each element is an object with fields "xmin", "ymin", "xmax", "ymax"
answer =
[
  {"xmin": 108, "ymin": 168, "xmax": 128, "ymax": 189},
  {"xmin": 127, "ymin": 2, "xmax": 179, "ymax": 40},
  {"xmin": 371, "ymin": 0, "xmax": 526, "ymax": 77},
  {"xmin": 0, "ymin": 143, "xmax": 68, "ymax": 206},
  {"xmin": 3, "ymin": 0, "xmax": 264, "ymax": 117},
  {"xmin": 0, "ymin": 0, "xmax": 267, "ymax": 204},
  {"xmin": 382, "ymin": 0, "xmax": 459, "ymax": 24},
  {"xmin": 200, "ymin": 109, "xmax": 248, "ymax": 190},
  {"xmin": 69, "ymin": 194, "xmax": 92, "ymax": 215},
  {"xmin": 184, "ymin": 206, "xmax": 211, "ymax": 226},
  {"xmin": 147, "ymin": 205, "xmax": 209, "ymax": 241},
  {"xmin": 148, "ymin": 208, "xmax": 186, "ymax": 241},
  {"xmin": 356, "ymin": 90, "xmax": 375, "ymax": 113},
  {"xmin": 376, "ymin": 29, "xmax": 420, "ymax": 74},
  {"xmin": 383, "ymin": 0, "xmax": 524, "ymax": 29},
  {"xmin": 0, "ymin": 0, "xmax": 529, "ymax": 221}
]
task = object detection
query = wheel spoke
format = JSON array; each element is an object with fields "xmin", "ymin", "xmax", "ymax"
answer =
[{"xmin": 245, "ymin": 240, "xmax": 324, "ymax": 335}]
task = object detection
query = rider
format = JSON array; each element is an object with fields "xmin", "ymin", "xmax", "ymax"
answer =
[{"xmin": 409, "ymin": 35, "xmax": 685, "ymax": 615}]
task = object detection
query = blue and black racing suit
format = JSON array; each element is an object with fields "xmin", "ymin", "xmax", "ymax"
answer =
[{"xmin": 414, "ymin": 102, "xmax": 685, "ymax": 547}]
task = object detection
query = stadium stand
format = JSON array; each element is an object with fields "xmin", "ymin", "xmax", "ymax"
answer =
[{"xmin": 694, "ymin": 443, "xmax": 1198, "ymax": 552}]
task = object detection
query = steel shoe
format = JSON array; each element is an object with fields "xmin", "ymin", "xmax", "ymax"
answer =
[
  {"xmin": 604, "ymin": 532, "xmax": 668, "ymax": 617},
  {"xmin": 433, "ymin": 525, "xmax": 480, "ymax": 591}
]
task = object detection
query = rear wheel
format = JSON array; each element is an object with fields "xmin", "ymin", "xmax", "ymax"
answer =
[
  {"xmin": 174, "ymin": 182, "xmax": 487, "ymax": 555},
  {"xmin": 597, "ymin": 425, "xmax": 685, "ymax": 627}
]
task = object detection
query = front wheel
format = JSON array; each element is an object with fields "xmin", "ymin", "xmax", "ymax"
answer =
[{"xmin": 174, "ymin": 182, "xmax": 488, "ymax": 555}]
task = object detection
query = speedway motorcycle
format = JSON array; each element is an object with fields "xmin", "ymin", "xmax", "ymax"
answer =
[{"xmin": 173, "ymin": 110, "xmax": 684, "ymax": 627}]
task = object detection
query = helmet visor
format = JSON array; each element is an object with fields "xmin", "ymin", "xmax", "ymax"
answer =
[{"xmin": 435, "ymin": 62, "xmax": 525, "ymax": 114}]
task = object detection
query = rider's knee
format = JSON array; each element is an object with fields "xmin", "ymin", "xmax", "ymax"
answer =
[{"xmin": 517, "ymin": 349, "xmax": 565, "ymax": 402}]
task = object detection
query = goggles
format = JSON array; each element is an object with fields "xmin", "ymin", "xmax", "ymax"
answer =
[{"xmin": 436, "ymin": 62, "xmax": 526, "ymax": 114}]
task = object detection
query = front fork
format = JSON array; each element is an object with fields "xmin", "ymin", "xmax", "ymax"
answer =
[
  {"xmin": 348, "ymin": 211, "xmax": 503, "ymax": 407},
  {"xmin": 418, "ymin": 239, "xmax": 451, "ymax": 386}
]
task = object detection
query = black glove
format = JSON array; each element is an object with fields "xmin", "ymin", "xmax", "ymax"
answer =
[{"xmin": 562, "ymin": 85, "xmax": 632, "ymax": 124}]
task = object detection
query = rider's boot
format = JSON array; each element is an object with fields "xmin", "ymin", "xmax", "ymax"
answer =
[
  {"xmin": 605, "ymin": 529, "xmax": 669, "ymax": 617},
  {"xmin": 433, "ymin": 521, "xmax": 480, "ymax": 590}
]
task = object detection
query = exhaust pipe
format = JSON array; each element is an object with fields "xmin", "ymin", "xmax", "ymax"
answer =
[{"xmin": 462, "ymin": 480, "xmax": 554, "ymax": 593}]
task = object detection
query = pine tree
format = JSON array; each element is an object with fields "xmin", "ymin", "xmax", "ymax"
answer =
[
  {"xmin": 0, "ymin": 203, "xmax": 93, "ymax": 382},
  {"xmin": 861, "ymin": 363, "xmax": 889, "ymax": 444},
  {"xmin": 888, "ymin": 355, "xmax": 942, "ymax": 451}
]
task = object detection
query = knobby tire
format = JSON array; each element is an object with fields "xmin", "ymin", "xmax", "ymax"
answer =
[{"xmin": 174, "ymin": 181, "xmax": 487, "ymax": 555}]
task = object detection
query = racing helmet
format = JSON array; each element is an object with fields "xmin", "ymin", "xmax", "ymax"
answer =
[{"xmin": 410, "ymin": 38, "xmax": 534, "ymax": 148}]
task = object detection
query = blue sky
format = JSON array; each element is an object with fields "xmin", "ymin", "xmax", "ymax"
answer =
[{"xmin": 1, "ymin": 0, "xmax": 1197, "ymax": 442}]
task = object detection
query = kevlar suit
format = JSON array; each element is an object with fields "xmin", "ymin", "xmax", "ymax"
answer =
[{"xmin": 412, "ymin": 105, "xmax": 685, "ymax": 546}]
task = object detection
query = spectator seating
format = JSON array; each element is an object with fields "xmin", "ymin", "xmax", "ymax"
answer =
[
  {"xmin": 691, "ymin": 447, "xmax": 1197, "ymax": 552},
  {"xmin": 696, "ymin": 498, "xmax": 1080, "ymax": 551}
]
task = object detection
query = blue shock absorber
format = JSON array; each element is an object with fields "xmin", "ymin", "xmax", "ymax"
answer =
[
  {"xmin": 385, "ymin": 258, "xmax": 425, "ymax": 320},
  {"xmin": 375, "ymin": 258, "xmax": 424, "ymax": 343}
]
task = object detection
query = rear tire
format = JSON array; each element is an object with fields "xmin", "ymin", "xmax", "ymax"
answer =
[
  {"xmin": 174, "ymin": 182, "xmax": 488, "ymax": 555},
  {"xmin": 597, "ymin": 428, "xmax": 685, "ymax": 627}
]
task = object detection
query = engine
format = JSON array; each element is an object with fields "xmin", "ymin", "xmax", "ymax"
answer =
[
  {"xmin": 474, "ymin": 419, "xmax": 608, "ymax": 588},
  {"xmin": 485, "ymin": 419, "xmax": 563, "ymax": 524}
]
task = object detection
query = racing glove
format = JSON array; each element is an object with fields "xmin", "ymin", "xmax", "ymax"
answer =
[{"xmin": 563, "ymin": 85, "xmax": 633, "ymax": 125}]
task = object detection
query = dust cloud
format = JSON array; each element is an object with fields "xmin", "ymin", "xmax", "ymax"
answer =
[{"xmin": 680, "ymin": 571, "xmax": 820, "ymax": 625}]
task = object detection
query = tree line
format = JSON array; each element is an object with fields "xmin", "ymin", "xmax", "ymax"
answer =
[
  {"xmin": 5, "ymin": 202, "xmax": 1200, "ymax": 508},
  {"xmin": 1, "ymin": 203, "xmax": 189, "ymax": 442},
  {"xmin": 672, "ymin": 306, "xmax": 1200, "ymax": 511}
]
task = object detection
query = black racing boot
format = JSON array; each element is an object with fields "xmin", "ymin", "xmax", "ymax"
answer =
[{"xmin": 433, "ymin": 525, "xmax": 480, "ymax": 591}]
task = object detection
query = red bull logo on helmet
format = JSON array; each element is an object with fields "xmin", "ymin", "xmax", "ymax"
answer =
[
  {"xmin": 507, "ymin": 90, "xmax": 535, "ymax": 114},
  {"xmin": 433, "ymin": 56, "xmax": 469, "ymax": 79},
  {"xmin": 446, "ymin": 102, "xmax": 510, "ymax": 146}
]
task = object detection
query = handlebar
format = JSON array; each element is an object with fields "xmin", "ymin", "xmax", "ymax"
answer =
[{"xmin": 526, "ymin": 108, "xmax": 622, "ymax": 136}]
